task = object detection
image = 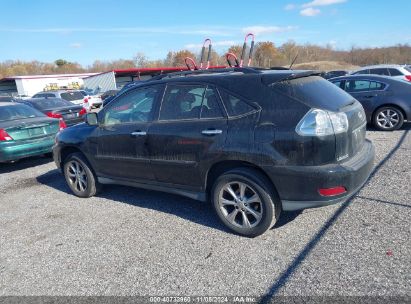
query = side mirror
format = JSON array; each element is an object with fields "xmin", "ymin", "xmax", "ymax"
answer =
[{"xmin": 86, "ymin": 112, "xmax": 98, "ymax": 126}]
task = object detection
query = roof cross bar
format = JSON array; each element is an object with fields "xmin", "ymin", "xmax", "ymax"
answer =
[{"xmin": 149, "ymin": 67, "xmax": 261, "ymax": 82}]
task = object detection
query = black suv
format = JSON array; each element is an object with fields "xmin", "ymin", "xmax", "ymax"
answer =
[{"xmin": 53, "ymin": 68, "xmax": 375, "ymax": 237}]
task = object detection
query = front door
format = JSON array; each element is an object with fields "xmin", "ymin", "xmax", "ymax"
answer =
[
  {"xmin": 148, "ymin": 83, "xmax": 227, "ymax": 189},
  {"xmin": 94, "ymin": 85, "xmax": 163, "ymax": 181}
]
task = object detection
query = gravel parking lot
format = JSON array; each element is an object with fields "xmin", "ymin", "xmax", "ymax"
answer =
[{"xmin": 0, "ymin": 127, "xmax": 410, "ymax": 298}]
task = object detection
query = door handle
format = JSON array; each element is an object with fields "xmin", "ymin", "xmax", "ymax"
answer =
[
  {"xmin": 131, "ymin": 131, "xmax": 147, "ymax": 136},
  {"xmin": 201, "ymin": 129, "xmax": 223, "ymax": 136}
]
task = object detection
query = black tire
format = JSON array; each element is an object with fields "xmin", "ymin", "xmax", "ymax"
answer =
[
  {"xmin": 63, "ymin": 152, "xmax": 101, "ymax": 198},
  {"xmin": 211, "ymin": 168, "xmax": 281, "ymax": 237},
  {"xmin": 373, "ymin": 106, "xmax": 404, "ymax": 131}
]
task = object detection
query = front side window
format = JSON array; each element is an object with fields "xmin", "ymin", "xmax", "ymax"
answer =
[
  {"xmin": 331, "ymin": 81, "xmax": 342, "ymax": 88},
  {"xmin": 353, "ymin": 69, "xmax": 369, "ymax": 75},
  {"xmin": 159, "ymin": 84, "xmax": 223, "ymax": 120},
  {"xmin": 103, "ymin": 86, "xmax": 159, "ymax": 125}
]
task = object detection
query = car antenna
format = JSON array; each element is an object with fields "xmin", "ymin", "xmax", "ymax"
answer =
[{"xmin": 289, "ymin": 52, "xmax": 299, "ymax": 70}]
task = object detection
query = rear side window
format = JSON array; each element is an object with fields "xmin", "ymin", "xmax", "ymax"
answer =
[
  {"xmin": 219, "ymin": 90, "xmax": 255, "ymax": 117},
  {"xmin": 160, "ymin": 84, "xmax": 223, "ymax": 120},
  {"xmin": 388, "ymin": 68, "xmax": 403, "ymax": 76},
  {"xmin": 369, "ymin": 68, "xmax": 389, "ymax": 76},
  {"xmin": 60, "ymin": 91, "xmax": 84, "ymax": 101}
]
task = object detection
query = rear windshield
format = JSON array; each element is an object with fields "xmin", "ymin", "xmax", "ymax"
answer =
[
  {"xmin": 30, "ymin": 98, "xmax": 73, "ymax": 110},
  {"xmin": 269, "ymin": 76, "xmax": 354, "ymax": 111},
  {"xmin": 60, "ymin": 91, "xmax": 84, "ymax": 101},
  {"xmin": 0, "ymin": 104, "xmax": 44, "ymax": 122}
]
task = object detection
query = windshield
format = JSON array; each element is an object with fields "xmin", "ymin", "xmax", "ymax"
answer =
[
  {"xmin": 0, "ymin": 104, "xmax": 44, "ymax": 122},
  {"xmin": 30, "ymin": 98, "xmax": 73, "ymax": 110},
  {"xmin": 405, "ymin": 66, "xmax": 411, "ymax": 73}
]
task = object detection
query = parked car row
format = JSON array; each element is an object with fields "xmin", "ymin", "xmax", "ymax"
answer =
[{"xmin": 322, "ymin": 64, "xmax": 411, "ymax": 82}]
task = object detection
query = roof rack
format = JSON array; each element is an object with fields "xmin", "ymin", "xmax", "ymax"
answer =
[
  {"xmin": 148, "ymin": 67, "xmax": 262, "ymax": 81},
  {"xmin": 184, "ymin": 38, "xmax": 213, "ymax": 71},
  {"xmin": 226, "ymin": 33, "xmax": 255, "ymax": 68}
]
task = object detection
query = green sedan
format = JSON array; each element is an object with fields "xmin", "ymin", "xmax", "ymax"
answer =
[{"xmin": 0, "ymin": 102, "xmax": 64, "ymax": 162}]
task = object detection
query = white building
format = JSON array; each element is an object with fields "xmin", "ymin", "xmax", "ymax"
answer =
[
  {"xmin": 82, "ymin": 67, "xmax": 187, "ymax": 94},
  {"xmin": 0, "ymin": 67, "xmax": 190, "ymax": 97},
  {"xmin": 0, "ymin": 73, "xmax": 97, "ymax": 97}
]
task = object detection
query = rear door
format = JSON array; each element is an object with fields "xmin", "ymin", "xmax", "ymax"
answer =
[
  {"xmin": 93, "ymin": 85, "xmax": 163, "ymax": 180},
  {"xmin": 147, "ymin": 83, "xmax": 227, "ymax": 189},
  {"xmin": 343, "ymin": 79, "xmax": 386, "ymax": 117}
]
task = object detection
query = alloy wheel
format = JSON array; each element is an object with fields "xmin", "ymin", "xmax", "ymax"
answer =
[
  {"xmin": 218, "ymin": 181, "xmax": 263, "ymax": 229},
  {"xmin": 66, "ymin": 160, "xmax": 88, "ymax": 193},
  {"xmin": 376, "ymin": 109, "xmax": 400, "ymax": 129}
]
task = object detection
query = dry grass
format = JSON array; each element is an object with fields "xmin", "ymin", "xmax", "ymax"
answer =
[{"xmin": 291, "ymin": 61, "xmax": 359, "ymax": 71}]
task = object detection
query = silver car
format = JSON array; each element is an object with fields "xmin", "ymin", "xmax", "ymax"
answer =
[
  {"xmin": 32, "ymin": 90, "xmax": 85, "ymax": 105},
  {"xmin": 351, "ymin": 64, "xmax": 411, "ymax": 82}
]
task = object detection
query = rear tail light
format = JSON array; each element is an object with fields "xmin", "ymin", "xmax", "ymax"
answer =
[
  {"xmin": 59, "ymin": 119, "xmax": 67, "ymax": 130},
  {"xmin": 84, "ymin": 97, "xmax": 89, "ymax": 103},
  {"xmin": 46, "ymin": 112, "xmax": 63, "ymax": 119},
  {"xmin": 296, "ymin": 109, "xmax": 348, "ymax": 137},
  {"xmin": 79, "ymin": 108, "xmax": 87, "ymax": 116},
  {"xmin": 405, "ymin": 75, "xmax": 411, "ymax": 82},
  {"xmin": 0, "ymin": 128, "xmax": 13, "ymax": 141},
  {"xmin": 319, "ymin": 186, "xmax": 347, "ymax": 197}
]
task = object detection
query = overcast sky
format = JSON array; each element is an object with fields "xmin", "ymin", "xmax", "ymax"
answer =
[{"xmin": 0, "ymin": 0, "xmax": 410, "ymax": 65}]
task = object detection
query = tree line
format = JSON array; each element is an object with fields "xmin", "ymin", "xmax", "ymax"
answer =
[{"xmin": 1, "ymin": 41, "xmax": 411, "ymax": 78}]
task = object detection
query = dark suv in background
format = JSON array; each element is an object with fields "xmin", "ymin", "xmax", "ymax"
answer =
[{"xmin": 53, "ymin": 68, "xmax": 375, "ymax": 237}]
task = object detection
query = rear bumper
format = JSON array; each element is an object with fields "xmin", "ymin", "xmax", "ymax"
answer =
[
  {"xmin": 264, "ymin": 139, "xmax": 375, "ymax": 211},
  {"xmin": 0, "ymin": 136, "xmax": 55, "ymax": 162}
]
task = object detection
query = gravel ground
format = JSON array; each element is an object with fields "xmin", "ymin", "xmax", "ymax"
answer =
[{"xmin": 0, "ymin": 127, "xmax": 410, "ymax": 299}]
